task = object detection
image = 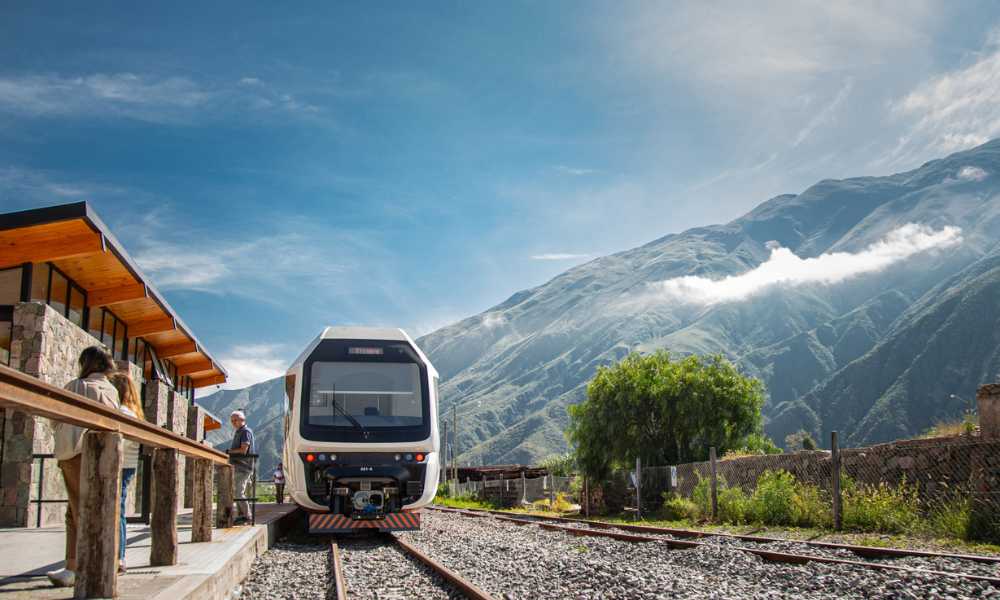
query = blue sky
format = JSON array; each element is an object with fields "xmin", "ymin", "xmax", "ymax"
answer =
[{"xmin": 3, "ymin": 2, "xmax": 1000, "ymax": 390}]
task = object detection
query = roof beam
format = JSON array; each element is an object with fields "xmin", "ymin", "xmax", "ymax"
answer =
[
  {"xmin": 0, "ymin": 233, "xmax": 104, "ymax": 269},
  {"xmin": 177, "ymin": 359, "xmax": 215, "ymax": 376},
  {"xmin": 156, "ymin": 341, "xmax": 198, "ymax": 358},
  {"xmin": 88, "ymin": 283, "xmax": 147, "ymax": 307},
  {"xmin": 191, "ymin": 373, "xmax": 226, "ymax": 388},
  {"xmin": 128, "ymin": 317, "xmax": 175, "ymax": 337}
]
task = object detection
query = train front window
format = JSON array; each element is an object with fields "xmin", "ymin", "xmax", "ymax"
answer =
[{"xmin": 307, "ymin": 362, "xmax": 423, "ymax": 428}]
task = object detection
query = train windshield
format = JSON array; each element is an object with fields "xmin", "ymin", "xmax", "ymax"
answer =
[{"xmin": 307, "ymin": 362, "xmax": 423, "ymax": 428}]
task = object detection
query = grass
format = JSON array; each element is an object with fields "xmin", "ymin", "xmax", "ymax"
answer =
[
  {"xmin": 919, "ymin": 414, "xmax": 978, "ymax": 439},
  {"xmin": 433, "ymin": 494, "xmax": 499, "ymax": 511}
]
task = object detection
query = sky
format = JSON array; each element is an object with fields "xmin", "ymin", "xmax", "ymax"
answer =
[{"xmin": 2, "ymin": 2, "xmax": 1000, "ymax": 391}]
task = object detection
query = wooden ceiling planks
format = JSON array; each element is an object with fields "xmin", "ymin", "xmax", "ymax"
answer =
[
  {"xmin": 1, "ymin": 204, "xmax": 227, "ymax": 389},
  {"xmin": 0, "ymin": 221, "xmax": 104, "ymax": 269}
]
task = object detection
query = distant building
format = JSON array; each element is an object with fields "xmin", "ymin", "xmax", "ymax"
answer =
[{"xmin": 0, "ymin": 202, "xmax": 225, "ymax": 527}]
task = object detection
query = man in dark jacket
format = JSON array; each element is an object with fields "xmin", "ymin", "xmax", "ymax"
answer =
[{"xmin": 227, "ymin": 410, "xmax": 256, "ymax": 523}]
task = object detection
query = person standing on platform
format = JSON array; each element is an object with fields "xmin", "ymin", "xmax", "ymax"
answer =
[
  {"xmin": 227, "ymin": 410, "xmax": 256, "ymax": 524},
  {"xmin": 47, "ymin": 346, "xmax": 120, "ymax": 588},
  {"xmin": 273, "ymin": 462, "xmax": 286, "ymax": 504},
  {"xmin": 108, "ymin": 371, "xmax": 144, "ymax": 573}
]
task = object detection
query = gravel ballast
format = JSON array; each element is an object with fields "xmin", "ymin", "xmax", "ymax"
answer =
[
  {"xmin": 339, "ymin": 534, "xmax": 465, "ymax": 599},
  {"xmin": 401, "ymin": 510, "xmax": 1000, "ymax": 599},
  {"xmin": 240, "ymin": 541, "xmax": 328, "ymax": 600}
]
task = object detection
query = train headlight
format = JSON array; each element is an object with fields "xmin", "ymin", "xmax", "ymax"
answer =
[
  {"xmin": 394, "ymin": 454, "xmax": 401, "ymax": 461},
  {"xmin": 318, "ymin": 454, "xmax": 327, "ymax": 462},
  {"xmin": 405, "ymin": 453, "xmax": 413, "ymax": 461},
  {"xmin": 329, "ymin": 454, "xmax": 337, "ymax": 462}
]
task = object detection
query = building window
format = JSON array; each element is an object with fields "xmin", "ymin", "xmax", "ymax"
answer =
[
  {"xmin": 0, "ymin": 267, "xmax": 21, "ymax": 305},
  {"xmin": 0, "ymin": 306, "xmax": 11, "ymax": 366},
  {"xmin": 48, "ymin": 268, "xmax": 68, "ymax": 316}
]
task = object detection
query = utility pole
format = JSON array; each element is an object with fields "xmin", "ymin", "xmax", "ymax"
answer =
[
  {"xmin": 452, "ymin": 404, "xmax": 458, "ymax": 483},
  {"xmin": 440, "ymin": 421, "xmax": 448, "ymax": 487}
]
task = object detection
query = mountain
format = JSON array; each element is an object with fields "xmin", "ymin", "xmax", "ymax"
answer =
[
  {"xmin": 418, "ymin": 140, "xmax": 1000, "ymax": 465},
  {"xmin": 201, "ymin": 140, "xmax": 1000, "ymax": 471}
]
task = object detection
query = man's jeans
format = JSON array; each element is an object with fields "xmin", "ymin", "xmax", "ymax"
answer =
[{"xmin": 234, "ymin": 469, "xmax": 253, "ymax": 519}]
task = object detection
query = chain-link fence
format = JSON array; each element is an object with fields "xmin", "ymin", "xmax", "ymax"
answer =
[
  {"xmin": 448, "ymin": 474, "xmax": 575, "ymax": 507},
  {"xmin": 586, "ymin": 434, "xmax": 1000, "ymax": 541}
]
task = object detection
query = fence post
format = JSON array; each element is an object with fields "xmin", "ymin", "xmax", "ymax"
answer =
[
  {"xmin": 190, "ymin": 458, "xmax": 213, "ymax": 543},
  {"xmin": 709, "ymin": 447, "xmax": 718, "ymax": 521},
  {"xmin": 831, "ymin": 431, "xmax": 842, "ymax": 531},
  {"xmin": 521, "ymin": 470, "xmax": 527, "ymax": 505},
  {"xmin": 150, "ymin": 448, "xmax": 178, "ymax": 566},
  {"xmin": 74, "ymin": 431, "xmax": 122, "ymax": 600},
  {"xmin": 635, "ymin": 456, "xmax": 642, "ymax": 520},
  {"xmin": 548, "ymin": 474, "xmax": 555, "ymax": 508},
  {"xmin": 216, "ymin": 463, "xmax": 235, "ymax": 528},
  {"xmin": 583, "ymin": 476, "xmax": 589, "ymax": 518}
]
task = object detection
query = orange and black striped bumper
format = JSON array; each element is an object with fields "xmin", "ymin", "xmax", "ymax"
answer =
[{"xmin": 308, "ymin": 511, "xmax": 421, "ymax": 533}]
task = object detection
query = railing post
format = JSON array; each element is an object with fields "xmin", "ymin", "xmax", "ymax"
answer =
[
  {"xmin": 709, "ymin": 447, "xmax": 718, "ymax": 522},
  {"xmin": 74, "ymin": 431, "xmax": 122, "ymax": 600},
  {"xmin": 190, "ymin": 458, "xmax": 213, "ymax": 543},
  {"xmin": 216, "ymin": 463, "xmax": 235, "ymax": 528},
  {"xmin": 831, "ymin": 431, "xmax": 842, "ymax": 531},
  {"xmin": 150, "ymin": 448, "xmax": 178, "ymax": 566}
]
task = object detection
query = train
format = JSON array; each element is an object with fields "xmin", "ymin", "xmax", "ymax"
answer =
[{"xmin": 282, "ymin": 327, "xmax": 440, "ymax": 533}]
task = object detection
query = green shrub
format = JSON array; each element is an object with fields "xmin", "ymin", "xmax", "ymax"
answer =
[
  {"xmin": 926, "ymin": 497, "xmax": 971, "ymax": 540},
  {"xmin": 749, "ymin": 470, "xmax": 798, "ymax": 525},
  {"xmin": 691, "ymin": 473, "xmax": 712, "ymax": 518},
  {"xmin": 662, "ymin": 495, "xmax": 700, "ymax": 521},
  {"xmin": 842, "ymin": 479, "xmax": 920, "ymax": 534},
  {"xmin": 791, "ymin": 482, "xmax": 830, "ymax": 528},
  {"xmin": 717, "ymin": 486, "xmax": 751, "ymax": 524}
]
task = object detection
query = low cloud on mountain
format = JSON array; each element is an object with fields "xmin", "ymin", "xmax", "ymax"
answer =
[{"xmin": 648, "ymin": 223, "xmax": 963, "ymax": 306}]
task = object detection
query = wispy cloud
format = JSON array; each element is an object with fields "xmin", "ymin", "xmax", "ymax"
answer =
[
  {"xmin": 530, "ymin": 253, "xmax": 591, "ymax": 261},
  {"xmin": 957, "ymin": 166, "xmax": 989, "ymax": 182},
  {"xmin": 215, "ymin": 343, "xmax": 288, "ymax": 390},
  {"xmin": 0, "ymin": 71, "xmax": 325, "ymax": 123},
  {"xmin": 646, "ymin": 224, "xmax": 962, "ymax": 306},
  {"xmin": 0, "ymin": 73, "xmax": 210, "ymax": 121},
  {"xmin": 553, "ymin": 165, "xmax": 597, "ymax": 176},
  {"xmin": 0, "ymin": 166, "xmax": 129, "ymax": 201},
  {"xmin": 884, "ymin": 28, "xmax": 1000, "ymax": 166}
]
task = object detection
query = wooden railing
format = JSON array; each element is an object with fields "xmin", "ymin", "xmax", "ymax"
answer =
[{"xmin": 0, "ymin": 364, "xmax": 236, "ymax": 599}]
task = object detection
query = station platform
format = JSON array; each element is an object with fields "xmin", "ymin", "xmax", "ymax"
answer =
[{"xmin": 0, "ymin": 503, "xmax": 299, "ymax": 600}]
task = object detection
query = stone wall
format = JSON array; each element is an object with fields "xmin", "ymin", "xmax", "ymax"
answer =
[{"xmin": 1, "ymin": 302, "xmax": 109, "ymax": 527}]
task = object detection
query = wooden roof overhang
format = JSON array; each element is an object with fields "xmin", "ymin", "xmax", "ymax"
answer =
[{"xmin": 0, "ymin": 202, "xmax": 227, "ymax": 388}]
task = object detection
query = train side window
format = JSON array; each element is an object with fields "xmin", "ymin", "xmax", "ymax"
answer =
[{"xmin": 285, "ymin": 373, "xmax": 296, "ymax": 410}]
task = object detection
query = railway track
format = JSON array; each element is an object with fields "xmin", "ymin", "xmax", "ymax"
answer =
[
  {"xmin": 430, "ymin": 506, "xmax": 1000, "ymax": 588},
  {"xmin": 327, "ymin": 533, "xmax": 493, "ymax": 600}
]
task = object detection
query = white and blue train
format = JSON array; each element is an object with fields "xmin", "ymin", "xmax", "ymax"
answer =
[{"xmin": 282, "ymin": 327, "xmax": 440, "ymax": 533}]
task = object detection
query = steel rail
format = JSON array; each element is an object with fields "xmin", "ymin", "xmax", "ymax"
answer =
[
  {"xmin": 431, "ymin": 506, "xmax": 1000, "ymax": 588},
  {"xmin": 0, "ymin": 364, "xmax": 228, "ymax": 464},
  {"xmin": 327, "ymin": 542, "xmax": 348, "ymax": 600},
  {"xmin": 390, "ymin": 533, "xmax": 496, "ymax": 600},
  {"xmin": 434, "ymin": 506, "xmax": 1000, "ymax": 565}
]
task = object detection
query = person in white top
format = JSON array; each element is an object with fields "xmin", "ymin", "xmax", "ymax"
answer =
[
  {"xmin": 273, "ymin": 462, "xmax": 286, "ymax": 504},
  {"xmin": 47, "ymin": 347, "xmax": 120, "ymax": 588},
  {"xmin": 109, "ymin": 371, "xmax": 144, "ymax": 574}
]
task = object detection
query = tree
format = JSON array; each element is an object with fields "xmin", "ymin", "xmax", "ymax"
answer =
[
  {"xmin": 784, "ymin": 430, "xmax": 818, "ymax": 451},
  {"xmin": 567, "ymin": 352, "xmax": 765, "ymax": 479}
]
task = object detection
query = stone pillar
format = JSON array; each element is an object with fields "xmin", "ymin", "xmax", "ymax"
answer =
[
  {"xmin": 977, "ymin": 384, "xmax": 1000, "ymax": 439},
  {"xmin": 183, "ymin": 405, "xmax": 205, "ymax": 508},
  {"xmin": 3, "ymin": 302, "xmax": 111, "ymax": 528}
]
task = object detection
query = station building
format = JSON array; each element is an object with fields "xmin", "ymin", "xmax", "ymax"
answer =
[{"xmin": 0, "ymin": 201, "xmax": 226, "ymax": 527}]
